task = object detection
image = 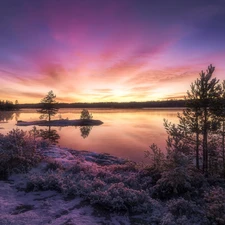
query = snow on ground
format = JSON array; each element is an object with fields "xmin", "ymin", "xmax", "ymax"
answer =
[{"xmin": 0, "ymin": 146, "xmax": 131, "ymax": 225}]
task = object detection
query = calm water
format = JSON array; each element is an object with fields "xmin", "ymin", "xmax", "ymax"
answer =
[{"xmin": 0, "ymin": 108, "xmax": 182, "ymax": 162}]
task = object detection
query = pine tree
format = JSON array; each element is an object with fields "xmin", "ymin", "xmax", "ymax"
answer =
[
  {"xmin": 164, "ymin": 65, "xmax": 222, "ymax": 175},
  {"xmin": 185, "ymin": 65, "xmax": 222, "ymax": 173},
  {"xmin": 211, "ymin": 80, "xmax": 225, "ymax": 176},
  {"xmin": 37, "ymin": 90, "xmax": 58, "ymax": 122},
  {"xmin": 80, "ymin": 109, "xmax": 93, "ymax": 120}
]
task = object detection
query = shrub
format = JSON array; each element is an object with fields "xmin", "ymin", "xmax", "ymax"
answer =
[
  {"xmin": 204, "ymin": 186, "xmax": 225, "ymax": 224},
  {"xmin": 151, "ymin": 157, "xmax": 206, "ymax": 200},
  {"xmin": 167, "ymin": 198, "xmax": 200, "ymax": 217},
  {"xmin": 44, "ymin": 160, "xmax": 64, "ymax": 171},
  {"xmin": 26, "ymin": 170, "xmax": 63, "ymax": 192},
  {"xmin": 0, "ymin": 129, "xmax": 41, "ymax": 179},
  {"xmin": 151, "ymin": 167, "xmax": 192, "ymax": 200},
  {"xmin": 26, "ymin": 157, "xmax": 157, "ymax": 214},
  {"xmin": 140, "ymin": 167, "xmax": 161, "ymax": 186},
  {"xmin": 89, "ymin": 182, "xmax": 152, "ymax": 213},
  {"xmin": 161, "ymin": 198, "xmax": 207, "ymax": 225},
  {"xmin": 145, "ymin": 143, "xmax": 165, "ymax": 171}
]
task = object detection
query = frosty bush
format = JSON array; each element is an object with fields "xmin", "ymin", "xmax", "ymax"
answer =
[
  {"xmin": 151, "ymin": 167, "xmax": 193, "ymax": 199},
  {"xmin": 204, "ymin": 186, "xmax": 225, "ymax": 224},
  {"xmin": 26, "ymin": 170, "xmax": 63, "ymax": 192},
  {"xmin": 26, "ymin": 158, "xmax": 157, "ymax": 214},
  {"xmin": 149, "ymin": 148, "xmax": 206, "ymax": 200},
  {"xmin": 89, "ymin": 182, "xmax": 152, "ymax": 213},
  {"xmin": 1, "ymin": 129, "xmax": 29, "ymax": 155},
  {"xmin": 145, "ymin": 143, "xmax": 165, "ymax": 171},
  {"xmin": 44, "ymin": 159, "xmax": 64, "ymax": 171},
  {"xmin": 151, "ymin": 165, "xmax": 205, "ymax": 200},
  {"xmin": 0, "ymin": 129, "xmax": 41, "ymax": 179},
  {"xmin": 160, "ymin": 198, "xmax": 208, "ymax": 225},
  {"xmin": 140, "ymin": 167, "xmax": 161, "ymax": 186},
  {"xmin": 168, "ymin": 198, "xmax": 204, "ymax": 218},
  {"xmin": 110, "ymin": 162, "xmax": 138, "ymax": 173}
]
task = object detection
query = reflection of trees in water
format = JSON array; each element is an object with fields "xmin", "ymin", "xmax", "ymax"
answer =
[
  {"xmin": 29, "ymin": 126, "xmax": 40, "ymax": 141},
  {"xmin": 14, "ymin": 111, "xmax": 20, "ymax": 122},
  {"xmin": 29, "ymin": 126, "xmax": 60, "ymax": 144},
  {"xmin": 80, "ymin": 126, "xmax": 93, "ymax": 139},
  {"xmin": 39, "ymin": 126, "xmax": 60, "ymax": 144},
  {"xmin": 0, "ymin": 111, "xmax": 14, "ymax": 122}
]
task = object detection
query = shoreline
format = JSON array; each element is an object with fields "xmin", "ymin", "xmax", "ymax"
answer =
[{"xmin": 1, "ymin": 144, "xmax": 225, "ymax": 224}]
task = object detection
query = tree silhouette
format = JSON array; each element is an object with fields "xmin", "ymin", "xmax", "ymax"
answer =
[
  {"xmin": 163, "ymin": 65, "xmax": 224, "ymax": 175},
  {"xmin": 211, "ymin": 80, "xmax": 225, "ymax": 175},
  {"xmin": 80, "ymin": 109, "xmax": 93, "ymax": 120},
  {"xmin": 39, "ymin": 126, "xmax": 60, "ymax": 144},
  {"xmin": 0, "ymin": 100, "xmax": 16, "ymax": 111},
  {"xmin": 37, "ymin": 90, "xmax": 58, "ymax": 122},
  {"xmin": 0, "ymin": 111, "xmax": 14, "ymax": 122},
  {"xmin": 80, "ymin": 126, "xmax": 92, "ymax": 138},
  {"xmin": 186, "ymin": 65, "xmax": 222, "ymax": 173}
]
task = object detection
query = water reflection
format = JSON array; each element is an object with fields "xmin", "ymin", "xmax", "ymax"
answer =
[
  {"xmin": 29, "ymin": 126, "xmax": 40, "ymax": 141},
  {"xmin": 39, "ymin": 126, "xmax": 60, "ymax": 144},
  {"xmin": 0, "ymin": 108, "xmax": 182, "ymax": 162},
  {"xmin": 14, "ymin": 111, "xmax": 20, "ymax": 122},
  {"xmin": 79, "ymin": 126, "xmax": 93, "ymax": 139},
  {"xmin": 0, "ymin": 111, "xmax": 14, "ymax": 122}
]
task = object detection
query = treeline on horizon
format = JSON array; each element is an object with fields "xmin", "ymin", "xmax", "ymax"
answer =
[
  {"xmin": 13, "ymin": 99, "xmax": 187, "ymax": 109},
  {"xmin": 2, "ymin": 99, "xmax": 225, "ymax": 110},
  {"xmin": 0, "ymin": 100, "xmax": 18, "ymax": 111}
]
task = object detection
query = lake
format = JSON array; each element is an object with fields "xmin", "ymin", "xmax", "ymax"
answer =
[{"xmin": 0, "ymin": 108, "xmax": 182, "ymax": 162}]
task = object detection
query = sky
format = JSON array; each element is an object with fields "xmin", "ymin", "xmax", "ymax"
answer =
[{"xmin": 0, "ymin": 0, "xmax": 225, "ymax": 103}]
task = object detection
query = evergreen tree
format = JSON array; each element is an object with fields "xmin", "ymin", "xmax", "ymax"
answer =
[
  {"xmin": 211, "ymin": 80, "xmax": 225, "ymax": 176},
  {"xmin": 164, "ymin": 65, "xmax": 223, "ymax": 175},
  {"xmin": 80, "ymin": 109, "xmax": 93, "ymax": 120},
  {"xmin": 185, "ymin": 65, "xmax": 222, "ymax": 173},
  {"xmin": 221, "ymin": 81, "xmax": 225, "ymax": 175},
  {"xmin": 37, "ymin": 90, "xmax": 58, "ymax": 122}
]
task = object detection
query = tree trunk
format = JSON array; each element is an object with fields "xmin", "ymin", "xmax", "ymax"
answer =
[
  {"xmin": 196, "ymin": 116, "xmax": 200, "ymax": 170},
  {"xmin": 203, "ymin": 108, "xmax": 208, "ymax": 175},
  {"xmin": 222, "ymin": 120, "xmax": 225, "ymax": 177},
  {"xmin": 196, "ymin": 132, "xmax": 200, "ymax": 170}
]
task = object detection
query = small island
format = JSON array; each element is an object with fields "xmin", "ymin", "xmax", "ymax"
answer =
[
  {"xmin": 16, "ymin": 92, "xmax": 103, "ymax": 127},
  {"xmin": 16, "ymin": 119, "xmax": 103, "ymax": 127}
]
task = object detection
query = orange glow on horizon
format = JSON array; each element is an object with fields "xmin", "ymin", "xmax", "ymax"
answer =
[{"xmin": 1, "ymin": 1, "xmax": 225, "ymax": 104}]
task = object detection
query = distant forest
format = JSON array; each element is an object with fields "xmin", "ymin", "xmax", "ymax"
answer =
[
  {"xmin": 18, "ymin": 100, "xmax": 186, "ymax": 109},
  {"xmin": 2, "ymin": 99, "xmax": 225, "ymax": 110},
  {"xmin": 0, "ymin": 100, "xmax": 18, "ymax": 111}
]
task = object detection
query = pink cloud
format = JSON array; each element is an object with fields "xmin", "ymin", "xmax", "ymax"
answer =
[
  {"xmin": 161, "ymin": 93, "xmax": 187, "ymax": 100},
  {"xmin": 1, "ymin": 0, "xmax": 225, "ymax": 103}
]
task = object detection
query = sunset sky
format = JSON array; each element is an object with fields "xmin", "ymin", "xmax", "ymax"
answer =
[{"xmin": 0, "ymin": 0, "xmax": 225, "ymax": 103}]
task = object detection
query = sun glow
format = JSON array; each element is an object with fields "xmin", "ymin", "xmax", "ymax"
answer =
[
  {"xmin": 112, "ymin": 89, "xmax": 129, "ymax": 97},
  {"xmin": 0, "ymin": 1, "xmax": 224, "ymax": 104}
]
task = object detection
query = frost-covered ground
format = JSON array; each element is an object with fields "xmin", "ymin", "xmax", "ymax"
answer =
[
  {"xmin": 0, "ymin": 180, "xmax": 106, "ymax": 225},
  {"xmin": 0, "ymin": 146, "xmax": 134, "ymax": 225},
  {"xmin": 1, "ymin": 145, "xmax": 225, "ymax": 225},
  {"xmin": 0, "ymin": 147, "xmax": 133, "ymax": 225}
]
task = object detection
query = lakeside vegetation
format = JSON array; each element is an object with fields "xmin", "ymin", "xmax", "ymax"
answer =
[
  {"xmin": 0, "ymin": 127, "xmax": 225, "ymax": 224},
  {"xmin": 0, "ymin": 64, "xmax": 225, "ymax": 224}
]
